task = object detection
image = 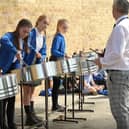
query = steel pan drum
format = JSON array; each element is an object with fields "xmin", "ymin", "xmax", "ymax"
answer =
[
  {"xmin": 67, "ymin": 58, "xmax": 80, "ymax": 73},
  {"xmin": 11, "ymin": 69, "xmax": 21, "ymax": 84},
  {"xmin": 23, "ymin": 64, "xmax": 45, "ymax": 82},
  {"xmin": 43, "ymin": 61, "xmax": 58, "ymax": 77},
  {"xmin": 56, "ymin": 59, "xmax": 69, "ymax": 75},
  {"xmin": 55, "ymin": 58, "xmax": 80, "ymax": 75},
  {"xmin": 79, "ymin": 57, "xmax": 98, "ymax": 74},
  {"xmin": 0, "ymin": 74, "xmax": 19, "ymax": 100},
  {"xmin": 85, "ymin": 52, "xmax": 98, "ymax": 60},
  {"xmin": 11, "ymin": 64, "xmax": 45, "ymax": 84},
  {"xmin": 43, "ymin": 60, "xmax": 69, "ymax": 77}
]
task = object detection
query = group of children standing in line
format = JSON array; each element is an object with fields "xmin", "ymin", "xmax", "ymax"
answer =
[{"xmin": 0, "ymin": 15, "xmax": 69, "ymax": 129}]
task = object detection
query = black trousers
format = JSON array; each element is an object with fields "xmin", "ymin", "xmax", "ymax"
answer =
[
  {"xmin": 52, "ymin": 77, "xmax": 61, "ymax": 108},
  {"xmin": 50, "ymin": 55, "xmax": 64, "ymax": 108},
  {"xmin": 0, "ymin": 96, "xmax": 15, "ymax": 129}
]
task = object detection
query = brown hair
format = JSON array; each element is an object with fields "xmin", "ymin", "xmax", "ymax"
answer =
[
  {"xmin": 56, "ymin": 19, "xmax": 68, "ymax": 34},
  {"xmin": 13, "ymin": 18, "xmax": 32, "ymax": 53},
  {"xmin": 35, "ymin": 15, "xmax": 48, "ymax": 35},
  {"xmin": 35, "ymin": 15, "xmax": 47, "ymax": 27}
]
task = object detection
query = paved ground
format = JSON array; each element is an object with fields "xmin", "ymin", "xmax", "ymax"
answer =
[{"xmin": 15, "ymin": 94, "xmax": 116, "ymax": 129}]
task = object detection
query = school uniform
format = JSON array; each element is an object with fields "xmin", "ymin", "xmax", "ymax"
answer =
[
  {"xmin": 24, "ymin": 28, "xmax": 46, "ymax": 87},
  {"xmin": 50, "ymin": 33, "xmax": 66, "ymax": 110},
  {"xmin": 50, "ymin": 33, "xmax": 66, "ymax": 60},
  {"xmin": 24, "ymin": 28, "xmax": 46, "ymax": 65},
  {"xmin": 23, "ymin": 28, "xmax": 47, "ymax": 125},
  {"xmin": 0, "ymin": 32, "xmax": 24, "ymax": 129}
]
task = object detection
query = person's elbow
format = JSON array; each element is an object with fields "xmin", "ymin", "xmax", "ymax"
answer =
[{"xmin": 52, "ymin": 49, "xmax": 58, "ymax": 56}]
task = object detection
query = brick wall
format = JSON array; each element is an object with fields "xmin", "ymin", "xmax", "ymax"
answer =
[{"xmin": 0, "ymin": 0, "xmax": 114, "ymax": 56}]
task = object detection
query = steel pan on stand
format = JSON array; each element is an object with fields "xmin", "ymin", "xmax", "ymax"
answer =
[
  {"xmin": 43, "ymin": 61, "xmax": 58, "ymax": 77},
  {"xmin": 42, "ymin": 61, "xmax": 59, "ymax": 129},
  {"xmin": 0, "ymin": 74, "xmax": 19, "ymax": 100},
  {"xmin": 52, "ymin": 58, "xmax": 79, "ymax": 123},
  {"xmin": 63, "ymin": 58, "xmax": 86, "ymax": 121},
  {"xmin": 12, "ymin": 67, "xmax": 26, "ymax": 129},
  {"xmin": 11, "ymin": 63, "xmax": 46, "ymax": 129},
  {"xmin": 53, "ymin": 57, "xmax": 87, "ymax": 123},
  {"xmin": 76, "ymin": 56, "xmax": 98, "ymax": 112},
  {"xmin": 0, "ymin": 73, "xmax": 19, "ymax": 129},
  {"xmin": 12, "ymin": 64, "xmax": 45, "ymax": 84},
  {"xmin": 55, "ymin": 59, "xmax": 69, "ymax": 76}
]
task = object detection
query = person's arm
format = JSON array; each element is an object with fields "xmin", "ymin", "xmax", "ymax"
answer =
[
  {"xmin": 65, "ymin": 53, "xmax": 70, "ymax": 58},
  {"xmin": 39, "ymin": 39, "xmax": 47, "ymax": 60},
  {"xmin": 51, "ymin": 37, "xmax": 65, "ymax": 57},
  {"xmin": 84, "ymin": 81, "xmax": 90, "ymax": 88},
  {"xmin": 0, "ymin": 34, "xmax": 22, "ymax": 61},
  {"xmin": 0, "ymin": 35, "xmax": 17, "ymax": 54},
  {"xmin": 89, "ymin": 74, "xmax": 96, "ymax": 86},
  {"xmin": 84, "ymin": 77, "xmax": 91, "ymax": 89},
  {"xmin": 28, "ymin": 32, "xmax": 45, "ymax": 60},
  {"xmin": 27, "ymin": 32, "xmax": 37, "ymax": 54},
  {"xmin": 91, "ymin": 79, "xmax": 96, "ymax": 86}
]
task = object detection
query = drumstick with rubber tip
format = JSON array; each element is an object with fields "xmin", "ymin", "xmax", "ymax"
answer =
[{"xmin": 89, "ymin": 48, "xmax": 104, "ymax": 57}]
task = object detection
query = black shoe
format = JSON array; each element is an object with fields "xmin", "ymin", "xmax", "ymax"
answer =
[
  {"xmin": 25, "ymin": 113, "xmax": 40, "ymax": 126},
  {"xmin": 30, "ymin": 102, "xmax": 43, "ymax": 123},
  {"xmin": 8, "ymin": 123, "xmax": 17, "ymax": 129},
  {"xmin": 57, "ymin": 104, "xmax": 65, "ymax": 109},
  {"xmin": 52, "ymin": 105, "xmax": 65, "ymax": 112},
  {"xmin": 8, "ymin": 126, "xmax": 17, "ymax": 129},
  {"xmin": 24, "ymin": 105, "xmax": 41, "ymax": 126},
  {"xmin": 31, "ymin": 112, "xmax": 43, "ymax": 123},
  {"xmin": 1, "ymin": 123, "xmax": 8, "ymax": 129}
]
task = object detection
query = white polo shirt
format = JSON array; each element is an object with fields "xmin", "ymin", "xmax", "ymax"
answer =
[
  {"xmin": 35, "ymin": 28, "xmax": 43, "ymax": 52},
  {"xmin": 100, "ymin": 15, "xmax": 129, "ymax": 70}
]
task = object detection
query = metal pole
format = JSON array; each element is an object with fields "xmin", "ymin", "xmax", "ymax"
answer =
[
  {"xmin": 0, "ymin": 100, "xmax": 4, "ymax": 129},
  {"xmin": 45, "ymin": 78, "xmax": 49, "ymax": 129},
  {"xmin": 20, "ymin": 81, "xmax": 24, "ymax": 129},
  {"xmin": 71, "ymin": 75, "xmax": 75, "ymax": 119},
  {"xmin": 64, "ymin": 74, "xmax": 67, "ymax": 120}
]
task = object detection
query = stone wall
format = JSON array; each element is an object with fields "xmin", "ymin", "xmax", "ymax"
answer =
[{"xmin": 0, "ymin": 0, "xmax": 114, "ymax": 56}]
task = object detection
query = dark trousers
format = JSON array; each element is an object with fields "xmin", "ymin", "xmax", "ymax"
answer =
[
  {"xmin": 52, "ymin": 77, "xmax": 60, "ymax": 108},
  {"xmin": 50, "ymin": 55, "xmax": 63, "ymax": 108},
  {"xmin": 0, "ymin": 96, "xmax": 15, "ymax": 129}
]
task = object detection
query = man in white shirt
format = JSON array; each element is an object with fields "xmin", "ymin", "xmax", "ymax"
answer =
[{"xmin": 95, "ymin": 0, "xmax": 129, "ymax": 129}]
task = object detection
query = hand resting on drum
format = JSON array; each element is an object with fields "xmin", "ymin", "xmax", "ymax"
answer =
[
  {"xmin": 36, "ymin": 52, "xmax": 42, "ymax": 59},
  {"xmin": 16, "ymin": 52, "xmax": 22, "ymax": 61},
  {"xmin": 65, "ymin": 53, "xmax": 70, "ymax": 58}
]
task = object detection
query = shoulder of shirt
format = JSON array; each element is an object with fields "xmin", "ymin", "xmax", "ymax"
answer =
[
  {"xmin": 29, "ymin": 28, "xmax": 36, "ymax": 37},
  {"xmin": 117, "ymin": 19, "xmax": 129, "ymax": 27},
  {"xmin": 56, "ymin": 33, "xmax": 64, "ymax": 37},
  {"xmin": 1, "ymin": 32, "xmax": 13, "ymax": 40},
  {"xmin": 114, "ymin": 21, "xmax": 129, "ymax": 32},
  {"xmin": 54, "ymin": 33, "xmax": 64, "ymax": 40},
  {"xmin": 30, "ymin": 28, "xmax": 36, "ymax": 34}
]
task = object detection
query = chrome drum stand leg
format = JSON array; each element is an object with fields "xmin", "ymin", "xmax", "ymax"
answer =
[
  {"xmin": 45, "ymin": 78, "xmax": 49, "ymax": 129},
  {"xmin": 53, "ymin": 74, "xmax": 78, "ymax": 123},
  {"xmin": 20, "ymin": 81, "xmax": 24, "ymax": 129},
  {"xmin": 67, "ymin": 73, "xmax": 87, "ymax": 121},
  {"xmin": 0, "ymin": 100, "xmax": 4, "ymax": 129}
]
